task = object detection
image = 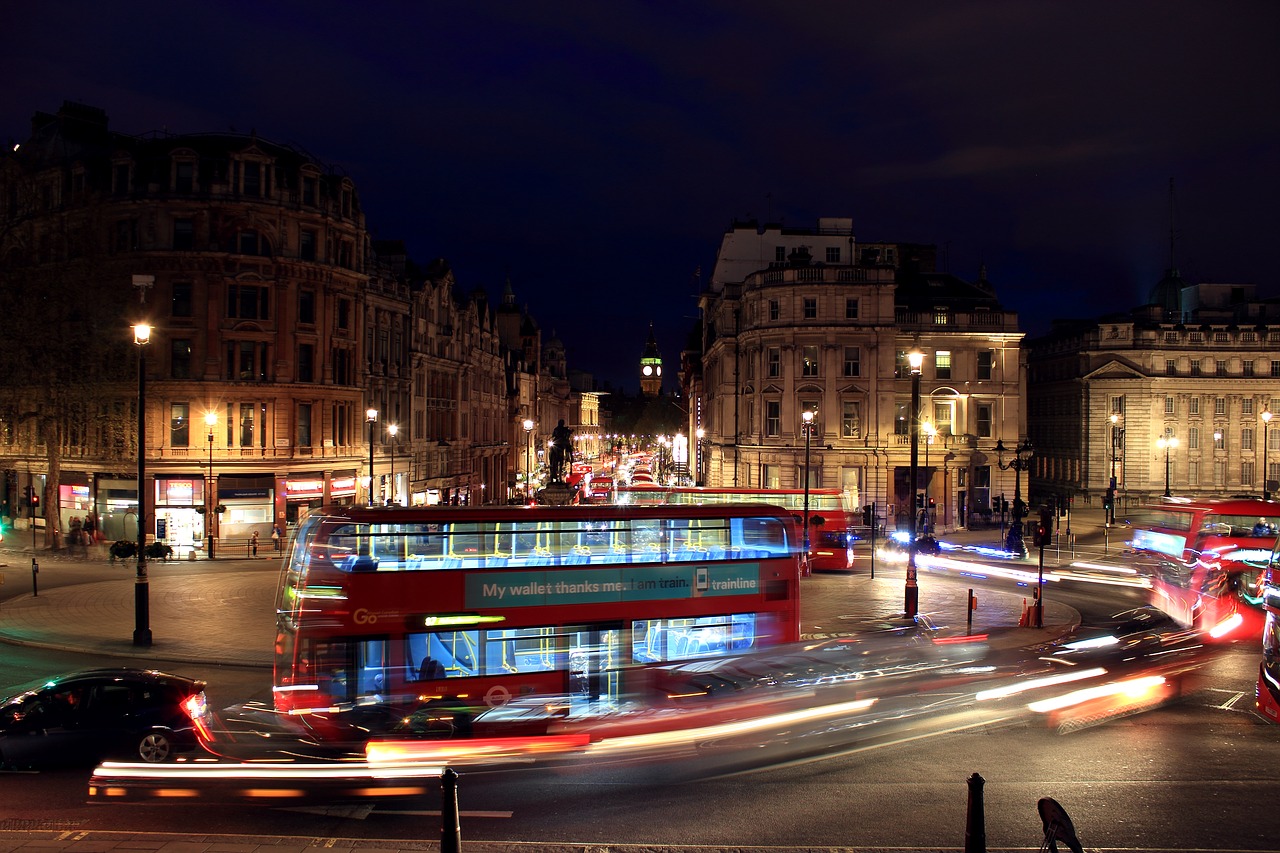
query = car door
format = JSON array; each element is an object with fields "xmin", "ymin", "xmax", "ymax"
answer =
[
  {"xmin": 0, "ymin": 686, "xmax": 94, "ymax": 768},
  {"xmin": 81, "ymin": 682, "xmax": 141, "ymax": 760}
]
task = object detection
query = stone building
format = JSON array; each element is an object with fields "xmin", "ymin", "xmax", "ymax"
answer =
[
  {"xmin": 695, "ymin": 218, "xmax": 1026, "ymax": 531},
  {"xmin": 0, "ymin": 102, "xmax": 571, "ymax": 548},
  {"xmin": 1027, "ymin": 275, "xmax": 1280, "ymax": 511}
]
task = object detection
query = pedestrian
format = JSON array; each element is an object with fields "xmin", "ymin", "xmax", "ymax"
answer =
[
  {"xmin": 271, "ymin": 523, "xmax": 282, "ymax": 551},
  {"xmin": 251, "ymin": 530, "xmax": 259, "ymax": 557}
]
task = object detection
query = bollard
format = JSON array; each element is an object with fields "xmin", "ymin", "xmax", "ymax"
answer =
[
  {"xmin": 31, "ymin": 558, "xmax": 39, "ymax": 597},
  {"xmin": 964, "ymin": 772, "xmax": 986, "ymax": 853},
  {"xmin": 967, "ymin": 588, "xmax": 975, "ymax": 631},
  {"xmin": 441, "ymin": 766, "xmax": 461, "ymax": 853}
]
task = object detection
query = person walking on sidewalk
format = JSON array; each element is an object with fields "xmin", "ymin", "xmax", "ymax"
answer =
[
  {"xmin": 251, "ymin": 530, "xmax": 260, "ymax": 557},
  {"xmin": 271, "ymin": 524, "xmax": 282, "ymax": 552}
]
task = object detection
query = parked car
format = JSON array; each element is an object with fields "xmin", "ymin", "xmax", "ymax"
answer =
[{"xmin": 0, "ymin": 668, "xmax": 209, "ymax": 769}]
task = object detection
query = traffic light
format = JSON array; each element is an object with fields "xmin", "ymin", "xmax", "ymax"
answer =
[
  {"xmin": 1103, "ymin": 487, "xmax": 1115, "ymax": 510},
  {"xmin": 862, "ymin": 504, "xmax": 873, "ymax": 527},
  {"xmin": 1033, "ymin": 506, "xmax": 1052, "ymax": 548},
  {"xmin": 916, "ymin": 493, "xmax": 925, "ymax": 509}
]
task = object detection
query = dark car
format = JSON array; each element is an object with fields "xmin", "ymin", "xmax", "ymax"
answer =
[{"xmin": 0, "ymin": 668, "xmax": 209, "ymax": 769}]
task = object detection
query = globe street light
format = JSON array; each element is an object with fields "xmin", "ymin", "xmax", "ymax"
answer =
[
  {"xmin": 801, "ymin": 410, "xmax": 815, "ymax": 576},
  {"xmin": 995, "ymin": 437, "xmax": 1034, "ymax": 558},
  {"xmin": 1263, "ymin": 409, "xmax": 1273, "ymax": 500},
  {"xmin": 132, "ymin": 322, "xmax": 152, "ymax": 647},
  {"xmin": 522, "ymin": 418, "xmax": 535, "ymax": 501},
  {"xmin": 1156, "ymin": 433, "xmax": 1179, "ymax": 498},
  {"xmin": 387, "ymin": 423, "xmax": 399, "ymax": 505},
  {"xmin": 905, "ymin": 348, "xmax": 924, "ymax": 618},
  {"xmin": 366, "ymin": 408, "xmax": 378, "ymax": 506},
  {"xmin": 205, "ymin": 411, "xmax": 217, "ymax": 559}
]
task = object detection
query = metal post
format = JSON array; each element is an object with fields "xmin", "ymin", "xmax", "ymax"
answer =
[
  {"xmin": 905, "ymin": 350, "xmax": 923, "ymax": 618},
  {"xmin": 441, "ymin": 767, "xmax": 461, "ymax": 853},
  {"xmin": 964, "ymin": 772, "xmax": 987, "ymax": 853},
  {"xmin": 133, "ymin": 324, "xmax": 151, "ymax": 646}
]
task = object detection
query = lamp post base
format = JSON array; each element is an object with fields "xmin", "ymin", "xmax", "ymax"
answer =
[
  {"xmin": 904, "ymin": 582, "xmax": 919, "ymax": 618},
  {"xmin": 1005, "ymin": 526, "xmax": 1028, "ymax": 559},
  {"xmin": 133, "ymin": 578, "xmax": 152, "ymax": 647}
]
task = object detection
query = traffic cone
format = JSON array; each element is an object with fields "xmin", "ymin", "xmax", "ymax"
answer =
[{"xmin": 1018, "ymin": 599, "xmax": 1029, "ymax": 627}]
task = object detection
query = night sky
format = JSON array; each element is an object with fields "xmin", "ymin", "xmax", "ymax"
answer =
[{"xmin": 6, "ymin": 1, "xmax": 1278, "ymax": 391}]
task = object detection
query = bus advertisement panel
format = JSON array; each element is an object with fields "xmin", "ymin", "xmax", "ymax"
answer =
[
  {"xmin": 1127, "ymin": 497, "xmax": 1278, "ymax": 641},
  {"xmin": 273, "ymin": 504, "xmax": 802, "ymax": 716},
  {"xmin": 614, "ymin": 485, "xmax": 858, "ymax": 572}
]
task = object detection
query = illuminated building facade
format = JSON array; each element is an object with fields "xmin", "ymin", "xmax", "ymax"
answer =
[{"xmin": 695, "ymin": 218, "xmax": 1026, "ymax": 531}]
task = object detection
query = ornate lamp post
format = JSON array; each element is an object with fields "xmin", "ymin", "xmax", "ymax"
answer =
[
  {"xmin": 205, "ymin": 411, "xmax": 217, "ymax": 559},
  {"xmin": 905, "ymin": 348, "xmax": 924, "ymax": 618},
  {"xmin": 522, "ymin": 418, "xmax": 535, "ymax": 500},
  {"xmin": 132, "ymin": 322, "xmax": 152, "ymax": 646},
  {"xmin": 387, "ymin": 423, "xmax": 398, "ymax": 505},
  {"xmin": 995, "ymin": 437, "xmax": 1034, "ymax": 557},
  {"xmin": 1157, "ymin": 432, "xmax": 1179, "ymax": 497},
  {"xmin": 801, "ymin": 410, "xmax": 815, "ymax": 575},
  {"xmin": 1263, "ymin": 410, "xmax": 1273, "ymax": 500},
  {"xmin": 366, "ymin": 408, "xmax": 378, "ymax": 506}
]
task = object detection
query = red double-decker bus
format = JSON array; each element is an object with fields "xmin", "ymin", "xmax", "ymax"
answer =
[
  {"xmin": 1256, "ymin": 538, "xmax": 1280, "ymax": 721},
  {"xmin": 613, "ymin": 485, "xmax": 859, "ymax": 572},
  {"xmin": 1127, "ymin": 497, "xmax": 1278, "ymax": 641},
  {"xmin": 273, "ymin": 503, "xmax": 801, "ymax": 715}
]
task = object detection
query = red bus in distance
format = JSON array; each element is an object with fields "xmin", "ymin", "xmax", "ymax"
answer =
[{"xmin": 1127, "ymin": 497, "xmax": 1278, "ymax": 641}]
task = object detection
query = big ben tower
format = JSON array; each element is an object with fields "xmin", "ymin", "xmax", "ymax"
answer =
[{"xmin": 639, "ymin": 325, "xmax": 663, "ymax": 396}]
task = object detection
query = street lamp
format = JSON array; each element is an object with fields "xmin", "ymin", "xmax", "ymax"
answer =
[
  {"xmin": 523, "ymin": 418, "xmax": 535, "ymax": 501},
  {"xmin": 995, "ymin": 437, "xmax": 1034, "ymax": 557},
  {"xmin": 387, "ymin": 423, "xmax": 398, "ymax": 505},
  {"xmin": 696, "ymin": 427, "xmax": 705, "ymax": 486},
  {"xmin": 1108, "ymin": 413, "xmax": 1125, "ymax": 524},
  {"xmin": 1156, "ymin": 432, "xmax": 1178, "ymax": 497},
  {"xmin": 905, "ymin": 348, "xmax": 924, "ymax": 618},
  {"xmin": 801, "ymin": 410, "xmax": 815, "ymax": 575},
  {"xmin": 132, "ymin": 322, "xmax": 152, "ymax": 647},
  {"xmin": 366, "ymin": 408, "xmax": 378, "ymax": 506},
  {"xmin": 1263, "ymin": 410, "xmax": 1273, "ymax": 500},
  {"xmin": 205, "ymin": 411, "xmax": 217, "ymax": 559}
]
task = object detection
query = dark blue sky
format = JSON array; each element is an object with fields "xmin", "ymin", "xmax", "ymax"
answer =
[{"xmin": 6, "ymin": 1, "xmax": 1278, "ymax": 391}]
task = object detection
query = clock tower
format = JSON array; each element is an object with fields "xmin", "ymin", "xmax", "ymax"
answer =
[{"xmin": 639, "ymin": 325, "xmax": 663, "ymax": 396}]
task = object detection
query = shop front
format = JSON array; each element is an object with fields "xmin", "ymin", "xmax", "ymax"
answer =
[{"xmin": 282, "ymin": 471, "xmax": 358, "ymax": 527}]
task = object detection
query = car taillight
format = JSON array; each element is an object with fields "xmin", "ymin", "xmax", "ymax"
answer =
[{"xmin": 183, "ymin": 691, "xmax": 208, "ymax": 720}]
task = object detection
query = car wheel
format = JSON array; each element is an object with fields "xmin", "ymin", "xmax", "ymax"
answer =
[{"xmin": 137, "ymin": 730, "xmax": 174, "ymax": 763}]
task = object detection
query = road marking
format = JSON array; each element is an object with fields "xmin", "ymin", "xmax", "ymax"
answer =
[
  {"xmin": 1204, "ymin": 688, "xmax": 1249, "ymax": 711},
  {"xmin": 377, "ymin": 809, "xmax": 512, "ymax": 818}
]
